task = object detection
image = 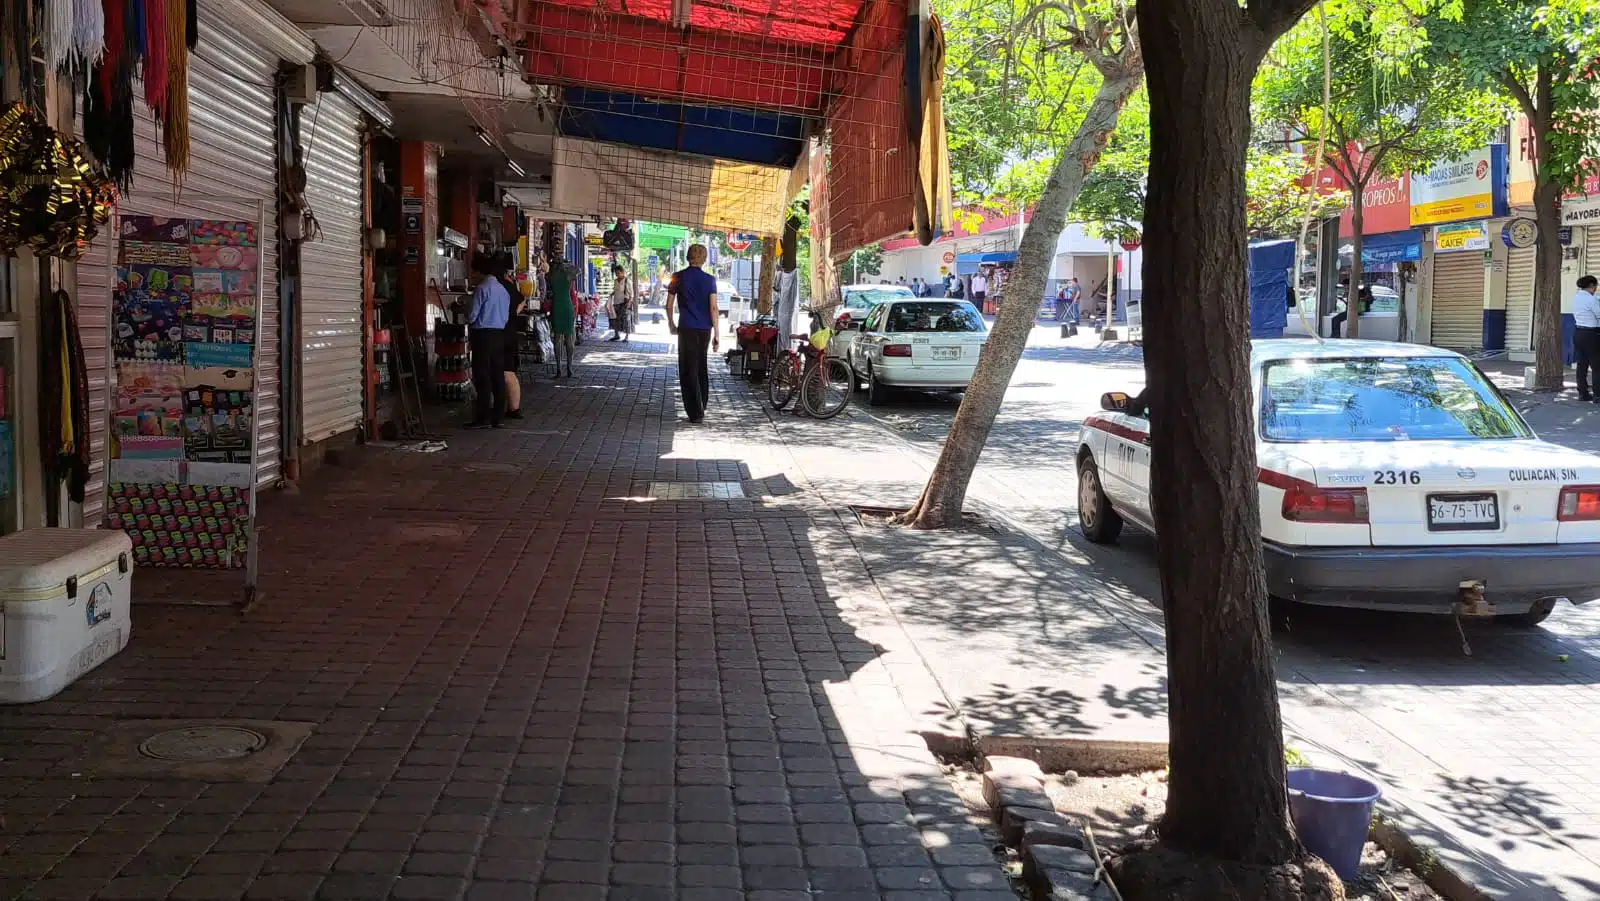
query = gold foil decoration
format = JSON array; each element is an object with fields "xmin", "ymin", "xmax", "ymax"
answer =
[{"xmin": 0, "ymin": 102, "xmax": 118, "ymax": 259}]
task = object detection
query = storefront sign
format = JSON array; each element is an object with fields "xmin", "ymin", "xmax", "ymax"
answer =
[
  {"xmin": 1434, "ymin": 221, "xmax": 1490, "ymax": 253},
  {"xmin": 1410, "ymin": 145, "xmax": 1508, "ymax": 226},
  {"xmin": 1502, "ymin": 218, "xmax": 1538, "ymax": 249},
  {"xmin": 1561, "ymin": 193, "xmax": 1600, "ymax": 227}
]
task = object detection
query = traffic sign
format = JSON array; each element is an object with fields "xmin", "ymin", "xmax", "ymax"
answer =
[
  {"xmin": 941, "ymin": 250, "xmax": 956, "ymax": 264},
  {"xmin": 1120, "ymin": 238, "xmax": 1142, "ymax": 251}
]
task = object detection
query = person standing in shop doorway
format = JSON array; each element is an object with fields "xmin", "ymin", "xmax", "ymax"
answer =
[
  {"xmin": 607, "ymin": 264, "xmax": 634, "ymax": 342},
  {"xmin": 666, "ymin": 243, "xmax": 719, "ymax": 423},
  {"xmin": 466, "ymin": 255, "xmax": 511, "ymax": 429},
  {"xmin": 971, "ymin": 267, "xmax": 990, "ymax": 308},
  {"xmin": 1573, "ymin": 275, "xmax": 1600, "ymax": 401},
  {"xmin": 548, "ymin": 258, "xmax": 578, "ymax": 378}
]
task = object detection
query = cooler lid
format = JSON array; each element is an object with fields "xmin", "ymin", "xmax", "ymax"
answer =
[{"xmin": 0, "ymin": 528, "xmax": 134, "ymax": 595}]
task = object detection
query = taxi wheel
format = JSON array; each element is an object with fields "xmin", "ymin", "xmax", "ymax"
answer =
[
  {"xmin": 867, "ymin": 364, "xmax": 891, "ymax": 405},
  {"xmin": 1077, "ymin": 455, "xmax": 1122, "ymax": 543},
  {"xmin": 1497, "ymin": 598, "xmax": 1556, "ymax": 627}
]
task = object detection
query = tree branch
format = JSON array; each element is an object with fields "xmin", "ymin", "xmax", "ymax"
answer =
[
  {"xmin": 1246, "ymin": 0, "xmax": 1322, "ymax": 52},
  {"xmin": 1499, "ymin": 70, "xmax": 1538, "ymax": 120}
]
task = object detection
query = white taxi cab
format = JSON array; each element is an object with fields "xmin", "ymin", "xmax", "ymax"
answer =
[
  {"xmin": 1076, "ymin": 339, "xmax": 1600, "ymax": 625},
  {"xmin": 845, "ymin": 299, "xmax": 989, "ymax": 404}
]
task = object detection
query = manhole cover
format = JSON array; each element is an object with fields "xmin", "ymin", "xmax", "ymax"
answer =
[{"xmin": 139, "ymin": 725, "xmax": 267, "ymax": 762}]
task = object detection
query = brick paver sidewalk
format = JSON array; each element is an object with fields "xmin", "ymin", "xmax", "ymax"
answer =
[{"xmin": 0, "ymin": 330, "xmax": 1010, "ymax": 901}]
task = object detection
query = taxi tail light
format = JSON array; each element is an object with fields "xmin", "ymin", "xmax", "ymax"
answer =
[
  {"xmin": 1558, "ymin": 486, "xmax": 1600, "ymax": 521},
  {"xmin": 883, "ymin": 344, "xmax": 913, "ymax": 357},
  {"xmin": 1282, "ymin": 484, "xmax": 1369, "ymax": 523}
]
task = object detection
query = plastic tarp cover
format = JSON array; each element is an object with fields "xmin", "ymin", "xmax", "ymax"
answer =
[
  {"xmin": 1249, "ymin": 240, "xmax": 1295, "ymax": 338},
  {"xmin": 551, "ymin": 137, "xmax": 790, "ymax": 234},
  {"xmin": 558, "ymin": 88, "xmax": 808, "ymax": 167}
]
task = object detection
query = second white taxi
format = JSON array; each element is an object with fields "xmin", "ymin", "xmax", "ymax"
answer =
[
  {"xmin": 1076, "ymin": 339, "xmax": 1600, "ymax": 625},
  {"xmin": 843, "ymin": 298, "xmax": 990, "ymax": 404}
]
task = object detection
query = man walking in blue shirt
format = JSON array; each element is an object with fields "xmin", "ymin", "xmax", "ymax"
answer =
[
  {"xmin": 665, "ymin": 243, "xmax": 720, "ymax": 423},
  {"xmin": 466, "ymin": 254, "xmax": 511, "ymax": 429}
]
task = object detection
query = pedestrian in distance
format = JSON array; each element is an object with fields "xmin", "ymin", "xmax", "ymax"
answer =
[
  {"xmin": 465, "ymin": 254, "xmax": 511, "ymax": 430},
  {"xmin": 1573, "ymin": 275, "xmax": 1600, "ymax": 402},
  {"xmin": 499, "ymin": 258, "xmax": 527, "ymax": 419},
  {"xmin": 607, "ymin": 264, "xmax": 634, "ymax": 342},
  {"xmin": 971, "ymin": 268, "xmax": 989, "ymax": 308},
  {"xmin": 665, "ymin": 243, "xmax": 720, "ymax": 423},
  {"xmin": 1331, "ymin": 276, "xmax": 1373, "ymax": 339},
  {"xmin": 547, "ymin": 258, "xmax": 578, "ymax": 379}
]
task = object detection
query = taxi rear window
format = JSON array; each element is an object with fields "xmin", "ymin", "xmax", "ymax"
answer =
[
  {"xmin": 884, "ymin": 302, "xmax": 985, "ymax": 333},
  {"xmin": 1260, "ymin": 357, "xmax": 1531, "ymax": 442}
]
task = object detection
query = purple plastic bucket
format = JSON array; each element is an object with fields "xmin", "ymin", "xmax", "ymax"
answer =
[{"xmin": 1287, "ymin": 768, "xmax": 1382, "ymax": 880}]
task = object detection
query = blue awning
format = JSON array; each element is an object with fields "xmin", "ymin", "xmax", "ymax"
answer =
[
  {"xmin": 558, "ymin": 88, "xmax": 810, "ymax": 168},
  {"xmin": 1357, "ymin": 229, "xmax": 1425, "ymax": 264},
  {"xmin": 954, "ymin": 251, "xmax": 1016, "ymax": 274}
]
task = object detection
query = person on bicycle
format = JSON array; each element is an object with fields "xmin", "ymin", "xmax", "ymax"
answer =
[{"xmin": 666, "ymin": 243, "xmax": 719, "ymax": 423}]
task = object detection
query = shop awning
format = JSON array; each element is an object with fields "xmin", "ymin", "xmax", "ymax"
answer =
[
  {"xmin": 954, "ymin": 251, "xmax": 1016, "ymax": 274},
  {"xmin": 551, "ymin": 137, "xmax": 791, "ymax": 234},
  {"xmin": 1351, "ymin": 229, "xmax": 1425, "ymax": 265}
]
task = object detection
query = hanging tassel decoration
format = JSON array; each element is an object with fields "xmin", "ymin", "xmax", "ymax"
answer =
[
  {"xmin": 142, "ymin": 0, "xmax": 165, "ymax": 118},
  {"xmin": 45, "ymin": 0, "xmax": 75, "ymax": 71},
  {"xmin": 71, "ymin": 0, "xmax": 103, "ymax": 66},
  {"xmin": 123, "ymin": 0, "xmax": 143, "ymax": 65},
  {"xmin": 162, "ymin": 0, "xmax": 187, "ymax": 175}
]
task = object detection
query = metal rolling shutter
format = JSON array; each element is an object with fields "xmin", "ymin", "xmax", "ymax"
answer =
[
  {"xmin": 77, "ymin": 1, "xmax": 307, "ymax": 525},
  {"xmin": 297, "ymin": 92, "xmax": 366, "ymax": 444},
  {"xmin": 1505, "ymin": 246, "xmax": 1535, "ymax": 353},
  {"xmin": 1428, "ymin": 252, "xmax": 1485, "ymax": 350},
  {"xmin": 1587, "ymin": 225, "xmax": 1600, "ymax": 275}
]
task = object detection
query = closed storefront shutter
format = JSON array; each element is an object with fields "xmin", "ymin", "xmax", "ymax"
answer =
[
  {"xmin": 77, "ymin": 1, "xmax": 308, "ymax": 525},
  {"xmin": 297, "ymin": 92, "xmax": 367, "ymax": 444},
  {"xmin": 1428, "ymin": 251, "xmax": 1485, "ymax": 350},
  {"xmin": 1505, "ymin": 246, "xmax": 1536, "ymax": 353},
  {"xmin": 1587, "ymin": 225, "xmax": 1600, "ymax": 276}
]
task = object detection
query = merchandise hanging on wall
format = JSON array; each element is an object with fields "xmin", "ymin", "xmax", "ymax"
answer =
[{"xmin": 103, "ymin": 208, "xmax": 265, "ymax": 600}]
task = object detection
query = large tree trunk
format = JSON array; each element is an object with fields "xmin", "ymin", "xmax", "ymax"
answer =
[
  {"xmin": 1133, "ymin": 0, "xmax": 1298, "ymax": 868},
  {"xmin": 897, "ymin": 69, "xmax": 1142, "ymax": 529},
  {"xmin": 1346, "ymin": 195, "xmax": 1364, "ymax": 339}
]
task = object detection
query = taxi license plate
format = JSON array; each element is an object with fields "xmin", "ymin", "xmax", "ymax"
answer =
[
  {"xmin": 1427, "ymin": 493, "xmax": 1499, "ymax": 531},
  {"xmin": 931, "ymin": 346, "xmax": 961, "ymax": 360}
]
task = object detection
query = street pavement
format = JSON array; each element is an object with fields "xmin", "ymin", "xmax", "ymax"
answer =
[{"xmin": 790, "ymin": 321, "xmax": 1600, "ymax": 899}]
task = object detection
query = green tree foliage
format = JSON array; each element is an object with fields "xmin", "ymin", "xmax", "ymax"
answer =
[
  {"xmin": 1256, "ymin": 13, "xmax": 1503, "ymax": 336},
  {"xmin": 1246, "ymin": 146, "xmax": 1347, "ymax": 240},
  {"xmin": 1425, "ymin": 0, "xmax": 1600, "ymax": 385}
]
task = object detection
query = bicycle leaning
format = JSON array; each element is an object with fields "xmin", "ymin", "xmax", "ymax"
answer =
[{"xmin": 767, "ymin": 309, "xmax": 853, "ymax": 420}]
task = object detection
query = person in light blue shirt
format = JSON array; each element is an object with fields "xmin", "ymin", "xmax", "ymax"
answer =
[{"xmin": 466, "ymin": 255, "xmax": 512, "ymax": 429}]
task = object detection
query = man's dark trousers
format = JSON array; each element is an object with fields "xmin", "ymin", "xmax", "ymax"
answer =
[
  {"xmin": 1578, "ymin": 327, "xmax": 1600, "ymax": 399},
  {"xmin": 678, "ymin": 328, "xmax": 712, "ymax": 421},
  {"xmin": 471, "ymin": 328, "xmax": 507, "ymax": 425}
]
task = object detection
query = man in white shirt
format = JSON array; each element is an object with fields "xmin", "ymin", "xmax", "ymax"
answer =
[
  {"xmin": 972, "ymin": 269, "xmax": 990, "ymax": 307},
  {"xmin": 1573, "ymin": 275, "xmax": 1600, "ymax": 401}
]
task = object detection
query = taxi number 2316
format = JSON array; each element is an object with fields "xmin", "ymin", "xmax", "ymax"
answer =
[{"xmin": 1373, "ymin": 469, "xmax": 1421, "ymax": 485}]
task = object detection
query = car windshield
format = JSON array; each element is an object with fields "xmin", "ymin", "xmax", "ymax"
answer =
[
  {"xmin": 884, "ymin": 301, "xmax": 985, "ymax": 333},
  {"xmin": 1260, "ymin": 356, "xmax": 1532, "ymax": 442},
  {"xmin": 843, "ymin": 288, "xmax": 912, "ymax": 310}
]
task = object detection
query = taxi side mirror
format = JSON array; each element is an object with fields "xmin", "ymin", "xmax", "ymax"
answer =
[{"xmin": 1101, "ymin": 391, "xmax": 1130, "ymax": 412}]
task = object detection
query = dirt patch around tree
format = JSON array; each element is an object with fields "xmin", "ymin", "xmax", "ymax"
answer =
[{"xmin": 942, "ymin": 758, "xmax": 1444, "ymax": 901}]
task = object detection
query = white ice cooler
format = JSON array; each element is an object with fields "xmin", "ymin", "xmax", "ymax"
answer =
[{"xmin": 0, "ymin": 528, "xmax": 134, "ymax": 704}]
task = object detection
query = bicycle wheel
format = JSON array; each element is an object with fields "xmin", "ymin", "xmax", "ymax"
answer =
[
  {"xmin": 801, "ymin": 357, "xmax": 854, "ymax": 420},
  {"xmin": 768, "ymin": 352, "xmax": 798, "ymax": 410}
]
